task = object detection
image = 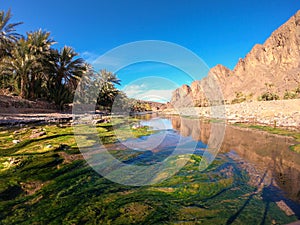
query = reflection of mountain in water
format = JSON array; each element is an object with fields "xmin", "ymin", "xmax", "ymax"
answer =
[{"xmin": 170, "ymin": 116, "xmax": 300, "ymax": 202}]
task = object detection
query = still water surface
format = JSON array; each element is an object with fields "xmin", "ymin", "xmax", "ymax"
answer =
[{"xmin": 114, "ymin": 115, "xmax": 300, "ymax": 220}]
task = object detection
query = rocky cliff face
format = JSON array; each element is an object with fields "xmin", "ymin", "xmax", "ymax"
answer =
[{"xmin": 171, "ymin": 10, "xmax": 300, "ymax": 106}]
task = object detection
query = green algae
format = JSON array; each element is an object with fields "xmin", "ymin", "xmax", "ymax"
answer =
[
  {"xmin": 0, "ymin": 121, "xmax": 298, "ymax": 225},
  {"xmin": 234, "ymin": 123, "xmax": 300, "ymax": 153}
]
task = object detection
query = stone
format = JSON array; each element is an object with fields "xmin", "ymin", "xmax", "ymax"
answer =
[
  {"xmin": 12, "ymin": 140, "xmax": 20, "ymax": 144},
  {"xmin": 276, "ymin": 200, "xmax": 295, "ymax": 216},
  {"xmin": 131, "ymin": 124, "xmax": 141, "ymax": 129}
]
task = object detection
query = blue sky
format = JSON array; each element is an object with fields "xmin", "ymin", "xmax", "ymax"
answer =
[{"xmin": 2, "ymin": 0, "xmax": 300, "ymax": 102}]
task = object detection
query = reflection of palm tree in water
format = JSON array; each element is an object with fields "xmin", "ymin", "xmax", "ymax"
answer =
[
  {"xmin": 226, "ymin": 155, "xmax": 299, "ymax": 225},
  {"xmin": 226, "ymin": 168, "xmax": 271, "ymax": 225}
]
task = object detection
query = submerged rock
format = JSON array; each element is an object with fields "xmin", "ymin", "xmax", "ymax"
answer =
[{"xmin": 276, "ymin": 200, "xmax": 295, "ymax": 216}]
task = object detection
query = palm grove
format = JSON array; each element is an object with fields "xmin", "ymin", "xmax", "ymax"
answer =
[{"xmin": 0, "ymin": 9, "xmax": 127, "ymax": 110}]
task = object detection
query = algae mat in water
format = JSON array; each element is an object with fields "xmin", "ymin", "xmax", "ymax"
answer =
[{"xmin": 0, "ymin": 123, "xmax": 298, "ymax": 224}]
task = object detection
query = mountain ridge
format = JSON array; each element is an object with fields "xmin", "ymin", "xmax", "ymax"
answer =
[{"xmin": 171, "ymin": 10, "xmax": 300, "ymax": 106}]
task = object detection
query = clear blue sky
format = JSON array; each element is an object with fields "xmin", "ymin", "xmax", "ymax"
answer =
[{"xmin": 2, "ymin": 0, "xmax": 300, "ymax": 102}]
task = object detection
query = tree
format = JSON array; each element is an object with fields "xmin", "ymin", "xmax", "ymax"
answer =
[
  {"xmin": 260, "ymin": 92, "xmax": 279, "ymax": 101},
  {"xmin": 49, "ymin": 46, "xmax": 86, "ymax": 88},
  {"xmin": 1, "ymin": 38, "xmax": 37, "ymax": 98},
  {"xmin": 26, "ymin": 30, "xmax": 55, "ymax": 98},
  {"xmin": 96, "ymin": 69, "xmax": 121, "ymax": 110},
  {"xmin": 48, "ymin": 46, "xmax": 87, "ymax": 109},
  {"xmin": 259, "ymin": 82, "xmax": 279, "ymax": 101},
  {"xmin": 0, "ymin": 9, "xmax": 23, "ymax": 58},
  {"xmin": 0, "ymin": 10, "xmax": 127, "ymax": 112},
  {"xmin": 0, "ymin": 30, "xmax": 55, "ymax": 98},
  {"xmin": 283, "ymin": 90, "xmax": 297, "ymax": 100},
  {"xmin": 0, "ymin": 9, "xmax": 22, "ymax": 90}
]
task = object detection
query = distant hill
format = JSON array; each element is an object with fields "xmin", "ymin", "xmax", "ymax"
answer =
[{"xmin": 171, "ymin": 10, "xmax": 300, "ymax": 107}]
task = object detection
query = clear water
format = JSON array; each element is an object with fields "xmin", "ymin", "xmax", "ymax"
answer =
[{"xmin": 113, "ymin": 115, "xmax": 300, "ymax": 219}]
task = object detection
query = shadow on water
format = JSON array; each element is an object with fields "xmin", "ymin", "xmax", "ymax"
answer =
[
  {"xmin": 226, "ymin": 169, "xmax": 270, "ymax": 225},
  {"xmin": 261, "ymin": 182, "xmax": 300, "ymax": 220}
]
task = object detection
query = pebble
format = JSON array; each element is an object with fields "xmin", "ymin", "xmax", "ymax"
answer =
[
  {"xmin": 12, "ymin": 139, "xmax": 20, "ymax": 144},
  {"xmin": 132, "ymin": 124, "xmax": 142, "ymax": 129}
]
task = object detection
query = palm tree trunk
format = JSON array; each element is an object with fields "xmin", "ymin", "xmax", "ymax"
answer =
[
  {"xmin": 29, "ymin": 75, "xmax": 35, "ymax": 99},
  {"xmin": 20, "ymin": 75, "xmax": 26, "ymax": 98}
]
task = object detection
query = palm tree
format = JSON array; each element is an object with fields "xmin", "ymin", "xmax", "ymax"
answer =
[
  {"xmin": 48, "ymin": 46, "xmax": 87, "ymax": 109},
  {"xmin": 97, "ymin": 69, "xmax": 121, "ymax": 109},
  {"xmin": 0, "ymin": 38, "xmax": 38, "ymax": 98},
  {"xmin": 27, "ymin": 29, "xmax": 55, "ymax": 56},
  {"xmin": 99, "ymin": 69, "xmax": 121, "ymax": 85},
  {"xmin": 26, "ymin": 30, "xmax": 55, "ymax": 98},
  {"xmin": 50, "ymin": 46, "xmax": 86, "ymax": 88},
  {"xmin": 0, "ymin": 30, "xmax": 55, "ymax": 98},
  {"xmin": 74, "ymin": 62, "xmax": 97, "ymax": 104},
  {"xmin": 0, "ymin": 9, "xmax": 23, "ymax": 58}
]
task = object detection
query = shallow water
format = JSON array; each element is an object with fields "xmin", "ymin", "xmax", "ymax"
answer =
[
  {"xmin": 107, "ymin": 115, "xmax": 300, "ymax": 220},
  {"xmin": 1, "ymin": 115, "xmax": 300, "ymax": 224}
]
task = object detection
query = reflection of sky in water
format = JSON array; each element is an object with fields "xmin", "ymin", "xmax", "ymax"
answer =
[
  {"xmin": 105, "ymin": 116, "xmax": 300, "ymax": 213},
  {"xmin": 120, "ymin": 118, "xmax": 207, "ymax": 155},
  {"xmin": 140, "ymin": 118, "xmax": 173, "ymax": 130},
  {"xmin": 122, "ymin": 129, "xmax": 208, "ymax": 166}
]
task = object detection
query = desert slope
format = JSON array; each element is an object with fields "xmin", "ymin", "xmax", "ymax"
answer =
[{"xmin": 171, "ymin": 10, "xmax": 300, "ymax": 106}]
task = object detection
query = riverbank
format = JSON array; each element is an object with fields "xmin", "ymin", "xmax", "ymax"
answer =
[
  {"xmin": 0, "ymin": 112, "xmax": 73, "ymax": 126},
  {"xmin": 1, "ymin": 98, "xmax": 300, "ymax": 130},
  {"xmin": 163, "ymin": 99, "xmax": 300, "ymax": 129}
]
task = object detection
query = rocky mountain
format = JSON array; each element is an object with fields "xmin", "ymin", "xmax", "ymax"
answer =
[{"xmin": 171, "ymin": 10, "xmax": 300, "ymax": 107}]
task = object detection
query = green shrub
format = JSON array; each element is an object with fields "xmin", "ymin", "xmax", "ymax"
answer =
[
  {"xmin": 231, "ymin": 97, "xmax": 246, "ymax": 104},
  {"xmin": 296, "ymin": 88, "xmax": 300, "ymax": 94},
  {"xmin": 231, "ymin": 92, "xmax": 246, "ymax": 104},
  {"xmin": 283, "ymin": 91, "xmax": 297, "ymax": 100},
  {"xmin": 259, "ymin": 92, "xmax": 279, "ymax": 101}
]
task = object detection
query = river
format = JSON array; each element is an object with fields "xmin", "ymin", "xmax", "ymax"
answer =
[
  {"xmin": 102, "ymin": 114, "xmax": 300, "ymax": 223},
  {"xmin": 2, "ymin": 114, "xmax": 300, "ymax": 224}
]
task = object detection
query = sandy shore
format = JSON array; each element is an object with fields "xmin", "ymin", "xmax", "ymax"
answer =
[
  {"xmin": 163, "ymin": 99, "xmax": 300, "ymax": 128},
  {"xmin": 0, "ymin": 112, "xmax": 73, "ymax": 126}
]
